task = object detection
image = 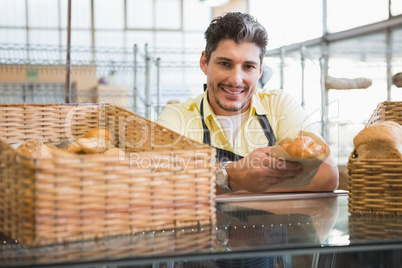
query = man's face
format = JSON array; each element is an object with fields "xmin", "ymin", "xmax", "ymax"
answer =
[{"xmin": 200, "ymin": 39, "xmax": 263, "ymax": 116}]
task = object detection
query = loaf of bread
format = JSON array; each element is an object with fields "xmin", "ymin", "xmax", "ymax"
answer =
[
  {"xmin": 103, "ymin": 147, "xmax": 125, "ymax": 156},
  {"xmin": 17, "ymin": 140, "xmax": 76, "ymax": 158},
  {"xmin": 56, "ymin": 140, "xmax": 82, "ymax": 153},
  {"xmin": 325, "ymin": 76, "xmax": 372, "ymax": 90},
  {"xmin": 278, "ymin": 133, "xmax": 326, "ymax": 159},
  {"xmin": 47, "ymin": 145, "xmax": 77, "ymax": 157},
  {"xmin": 393, "ymin": 72, "xmax": 402, "ymax": 88},
  {"xmin": 353, "ymin": 121, "xmax": 402, "ymax": 159},
  {"xmin": 84, "ymin": 128, "xmax": 117, "ymax": 147},
  {"xmin": 16, "ymin": 129, "xmax": 120, "ymax": 158},
  {"xmin": 16, "ymin": 140, "xmax": 53, "ymax": 158},
  {"xmin": 76, "ymin": 137, "xmax": 114, "ymax": 154}
]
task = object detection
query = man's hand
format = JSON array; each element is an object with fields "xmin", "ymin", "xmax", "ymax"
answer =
[{"xmin": 225, "ymin": 147, "xmax": 302, "ymax": 193}]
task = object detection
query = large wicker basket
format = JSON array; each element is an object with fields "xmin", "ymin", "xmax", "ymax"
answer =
[
  {"xmin": 0, "ymin": 225, "xmax": 214, "ymax": 265},
  {"xmin": 348, "ymin": 101, "xmax": 402, "ymax": 215},
  {"xmin": 0, "ymin": 103, "xmax": 217, "ymax": 246},
  {"xmin": 349, "ymin": 214, "xmax": 402, "ymax": 241}
]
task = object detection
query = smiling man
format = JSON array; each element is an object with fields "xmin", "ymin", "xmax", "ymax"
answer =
[{"xmin": 156, "ymin": 12, "xmax": 339, "ymax": 194}]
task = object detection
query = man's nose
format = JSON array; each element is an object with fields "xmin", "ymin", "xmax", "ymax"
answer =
[{"xmin": 227, "ymin": 66, "xmax": 243, "ymax": 86}]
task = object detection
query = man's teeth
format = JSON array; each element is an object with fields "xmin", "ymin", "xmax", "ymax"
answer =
[{"xmin": 223, "ymin": 88, "xmax": 242, "ymax": 94}]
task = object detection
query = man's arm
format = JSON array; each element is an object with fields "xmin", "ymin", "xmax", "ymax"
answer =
[
  {"xmin": 266, "ymin": 153, "xmax": 339, "ymax": 193},
  {"xmin": 222, "ymin": 147, "xmax": 339, "ymax": 194},
  {"xmin": 224, "ymin": 147, "xmax": 303, "ymax": 193}
]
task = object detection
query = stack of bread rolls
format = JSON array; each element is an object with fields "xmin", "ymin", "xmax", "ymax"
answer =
[
  {"xmin": 353, "ymin": 121, "xmax": 402, "ymax": 159},
  {"xmin": 16, "ymin": 128, "xmax": 125, "ymax": 159}
]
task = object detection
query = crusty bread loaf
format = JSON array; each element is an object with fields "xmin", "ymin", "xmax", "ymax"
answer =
[
  {"xmin": 278, "ymin": 132, "xmax": 326, "ymax": 159},
  {"xmin": 16, "ymin": 140, "xmax": 76, "ymax": 158},
  {"xmin": 353, "ymin": 121, "xmax": 402, "ymax": 159},
  {"xmin": 84, "ymin": 128, "xmax": 117, "ymax": 147},
  {"xmin": 56, "ymin": 140, "xmax": 82, "ymax": 153},
  {"xmin": 76, "ymin": 137, "xmax": 114, "ymax": 154},
  {"xmin": 103, "ymin": 147, "xmax": 125, "ymax": 156},
  {"xmin": 393, "ymin": 72, "xmax": 402, "ymax": 88},
  {"xmin": 16, "ymin": 140, "xmax": 53, "ymax": 158},
  {"xmin": 325, "ymin": 76, "xmax": 372, "ymax": 90},
  {"xmin": 47, "ymin": 145, "xmax": 77, "ymax": 157}
]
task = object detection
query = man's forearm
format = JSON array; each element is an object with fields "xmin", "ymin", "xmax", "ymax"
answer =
[{"xmin": 267, "ymin": 156, "xmax": 339, "ymax": 193}]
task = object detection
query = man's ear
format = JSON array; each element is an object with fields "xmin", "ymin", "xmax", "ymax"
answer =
[
  {"xmin": 259, "ymin": 64, "xmax": 263, "ymax": 78},
  {"xmin": 200, "ymin": 51, "xmax": 208, "ymax": 75}
]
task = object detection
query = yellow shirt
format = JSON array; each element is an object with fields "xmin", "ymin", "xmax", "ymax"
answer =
[{"xmin": 156, "ymin": 89, "xmax": 318, "ymax": 157}]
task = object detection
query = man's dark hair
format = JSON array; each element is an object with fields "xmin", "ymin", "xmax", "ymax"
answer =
[{"xmin": 204, "ymin": 12, "xmax": 268, "ymax": 64}]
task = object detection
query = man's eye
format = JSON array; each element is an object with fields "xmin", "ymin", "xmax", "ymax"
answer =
[
  {"xmin": 244, "ymin": 65, "xmax": 255, "ymax": 70},
  {"xmin": 219, "ymin": 62, "xmax": 229, "ymax": 67}
]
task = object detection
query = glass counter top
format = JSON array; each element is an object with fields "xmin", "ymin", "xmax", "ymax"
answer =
[{"xmin": 1, "ymin": 190, "xmax": 402, "ymax": 267}]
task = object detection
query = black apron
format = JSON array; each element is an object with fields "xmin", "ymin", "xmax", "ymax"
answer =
[{"xmin": 200, "ymin": 94, "xmax": 276, "ymax": 162}]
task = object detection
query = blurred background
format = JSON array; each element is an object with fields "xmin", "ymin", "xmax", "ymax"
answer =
[{"xmin": 0, "ymin": 0, "xmax": 402, "ymax": 171}]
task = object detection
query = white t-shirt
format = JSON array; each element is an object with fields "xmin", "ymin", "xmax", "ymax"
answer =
[{"xmin": 215, "ymin": 111, "xmax": 249, "ymax": 147}]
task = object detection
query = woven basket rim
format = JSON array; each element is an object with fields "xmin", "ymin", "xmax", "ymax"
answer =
[
  {"xmin": 0, "ymin": 102, "xmax": 216, "ymax": 157},
  {"xmin": 0, "ymin": 102, "xmax": 110, "ymax": 107}
]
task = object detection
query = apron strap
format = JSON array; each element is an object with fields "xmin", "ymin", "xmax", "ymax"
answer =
[
  {"xmin": 256, "ymin": 113, "xmax": 277, "ymax": 146},
  {"xmin": 200, "ymin": 98, "xmax": 211, "ymax": 146},
  {"xmin": 200, "ymin": 99, "xmax": 243, "ymax": 162}
]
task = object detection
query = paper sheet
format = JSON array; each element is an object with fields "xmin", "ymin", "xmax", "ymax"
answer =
[{"xmin": 269, "ymin": 132, "xmax": 330, "ymax": 189}]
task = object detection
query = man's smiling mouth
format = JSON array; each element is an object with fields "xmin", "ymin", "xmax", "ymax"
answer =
[
  {"xmin": 222, "ymin": 87, "xmax": 242, "ymax": 94},
  {"xmin": 220, "ymin": 84, "xmax": 247, "ymax": 95}
]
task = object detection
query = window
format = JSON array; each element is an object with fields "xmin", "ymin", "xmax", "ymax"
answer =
[
  {"xmin": 27, "ymin": 0, "xmax": 59, "ymax": 28},
  {"xmin": 0, "ymin": 0, "xmax": 26, "ymax": 27},
  {"xmin": 155, "ymin": 0, "xmax": 181, "ymax": 29},
  {"xmin": 127, "ymin": 0, "xmax": 153, "ymax": 29},
  {"xmin": 29, "ymin": 30, "xmax": 59, "ymax": 46},
  {"xmin": 183, "ymin": 0, "xmax": 211, "ymax": 31},
  {"xmin": 391, "ymin": 0, "xmax": 402, "ymax": 16},
  {"xmin": 327, "ymin": 0, "xmax": 389, "ymax": 33},
  {"xmin": 60, "ymin": 0, "xmax": 91, "ymax": 29},
  {"xmin": 0, "ymin": 29, "xmax": 26, "ymax": 44},
  {"xmin": 94, "ymin": 0, "xmax": 124, "ymax": 29},
  {"xmin": 249, "ymin": 0, "xmax": 323, "ymax": 49}
]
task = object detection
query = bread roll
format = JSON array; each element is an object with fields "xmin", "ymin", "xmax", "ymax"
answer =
[
  {"xmin": 279, "ymin": 134, "xmax": 326, "ymax": 159},
  {"xmin": 84, "ymin": 128, "xmax": 116, "ymax": 146},
  {"xmin": 76, "ymin": 137, "xmax": 114, "ymax": 154},
  {"xmin": 56, "ymin": 140, "xmax": 82, "ymax": 154},
  {"xmin": 16, "ymin": 140, "xmax": 53, "ymax": 159},
  {"xmin": 325, "ymin": 76, "xmax": 372, "ymax": 90},
  {"xmin": 353, "ymin": 121, "xmax": 402, "ymax": 159},
  {"xmin": 48, "ymin": 145, "xmax": 77, "ymax": 157},
  {"xmin": 393, "ymin": 72, "xmax": 402, "ymax": 88},
  {"xmin": 103, "ymin": 147, "xmax": 125, "ymax": 156}
]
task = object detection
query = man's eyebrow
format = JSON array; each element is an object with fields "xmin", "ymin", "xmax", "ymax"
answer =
[
  {"xmin": 215, "ymin": 57, "xmax": 232, "ymax": 62},
  {"xmin": 215, "ymin": 57, "xmax": 259, "ymax": 65}
]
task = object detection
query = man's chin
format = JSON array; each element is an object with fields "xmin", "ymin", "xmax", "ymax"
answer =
[{"xmin": 219, "ymin": 104, "xmax": 244, "ymax": 113}]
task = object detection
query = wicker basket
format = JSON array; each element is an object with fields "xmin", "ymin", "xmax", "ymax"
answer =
[
  {"xmin": 0, "ymin": 225, "xmax": 214, "ymax": 265},
  {"xmin": 348, "ymin": 101, "xmax": 402, "ymax": 215},
  {"xmin": 0, "ymin": 103, "xmax": 217, "ymax": 246},
  {"xmin": 349, "ymin": 214, "xmax": 402, "ymax": 241}
]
